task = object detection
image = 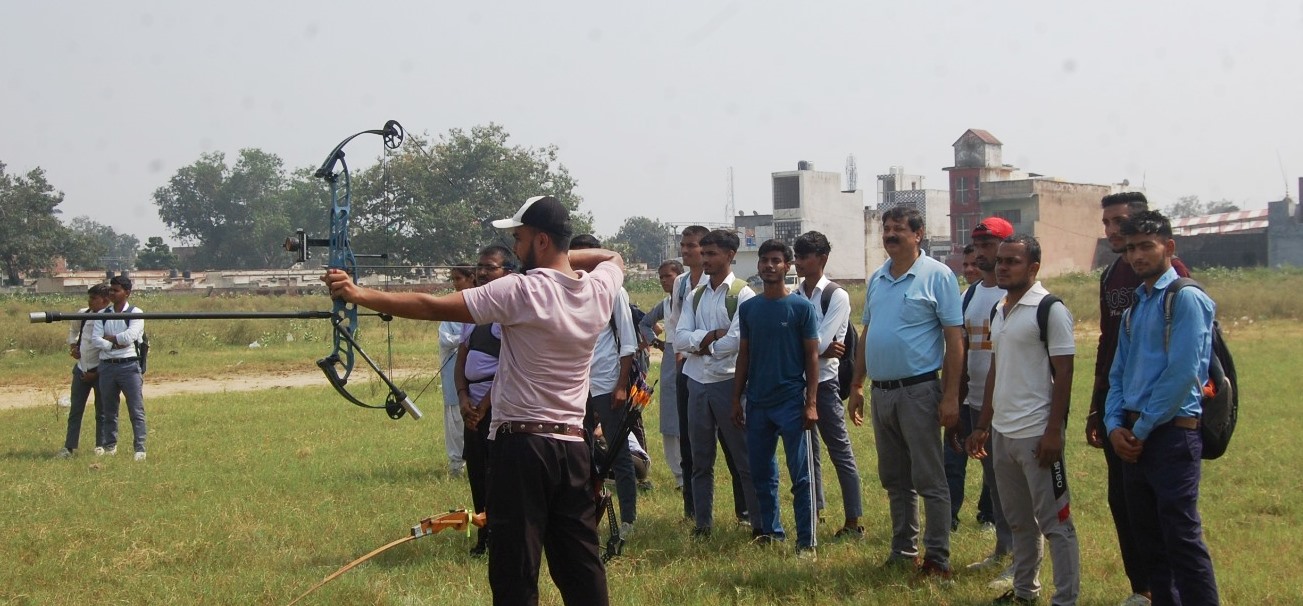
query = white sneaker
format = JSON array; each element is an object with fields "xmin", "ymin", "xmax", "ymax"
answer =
[
  {"xmin": 105, "ymin": 446, "xmax": 117, "ymax": 456},
  {"xmin": 619, "ymin": 521, "xmax": 634, "ymax": 540},
  {"xmin": 1119, "ymin": 594, "xmax": 1152, "ymax": 606},
  {"xmin": 56, "ymin": 448, "xmax": 74, "ymax": 459},
  {"xmin": 93, "ymin": 447, "xmax": 105, "ymax": 456},
  {"xmin": 967, "ymin": 552, "xmax": 1008, "ymax": 571},
  {"xmin": 979, "ymin": 521, "xmax": 997, "ymax": 534},
  {"xmin": 133, "ymin": 452, "xmax": 146, "ymax": 462},
  {"xmin": 987, "ymin": 565, "xmax": 1014, "ymax": 591}
]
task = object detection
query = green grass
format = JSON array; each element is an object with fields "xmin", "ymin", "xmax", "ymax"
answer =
[
  {"xmin": 3, "ymin": 267, "xmax": 1300, "ymax": 604},
  {"xmin": 2, "ymin": 320, "xmax": 1299, "ymax": 605}
]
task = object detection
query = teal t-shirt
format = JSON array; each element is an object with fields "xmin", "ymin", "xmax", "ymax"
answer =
[{"xmin": 738, "ymin": 293, "xmax": 819, "ymax": 408}]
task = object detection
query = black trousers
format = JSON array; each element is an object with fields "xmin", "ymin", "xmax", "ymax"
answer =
[
  {"xmin": 1098, "ymin": 385, "xmax": 1151, "ymax": 595},
  {"xmin": 463, "ymin": 412, "xmax": 492, "ymax": 543},
  {"xmin": 487, "ymin": 432, "xmax": 609, "ymax": 606}
]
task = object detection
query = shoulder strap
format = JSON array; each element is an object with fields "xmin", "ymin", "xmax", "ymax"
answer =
[
  {"xmin": 1161, "ymin": 278, "xmax": 1202, "ymax": 351},
  {"xmin": 1036, "ymin": 295, "xmax": 1063, "ymax": 346},
  {"xmin": 819, "ymin": 282, "xmax": 843, "ymax": 314},
  {"xmin": 962, "ymin": 283, "xmax": 978, "ymax": 314},
  {"xmin": 691, "ymin": 285, "xmax": 706, "ymax": 314},
  {"xmin": 725, "ymin": 278, "xmax": 747, "ymax": 320},
  {"xmin": 1101, "ymin": 257, "xmax": 1118, "ymax": 289},
  {"xmin": 691, "ymin": 279, "xmax": 749, "ymax": 321}
]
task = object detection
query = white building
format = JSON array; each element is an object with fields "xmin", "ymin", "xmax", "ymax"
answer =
[{"xmin": 768, "ymin": 161, "xmax": 867, "ymax": 281}]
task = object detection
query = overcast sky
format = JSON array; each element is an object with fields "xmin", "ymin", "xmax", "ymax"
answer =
[{"xmin": 3, "ymin": 1, "xmax": 1301, "ymax": 246}]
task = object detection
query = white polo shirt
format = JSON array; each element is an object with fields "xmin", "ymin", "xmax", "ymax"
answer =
[{"xmin": 989, "ymin": 282, "xmax": 1075, "ymax": 439}]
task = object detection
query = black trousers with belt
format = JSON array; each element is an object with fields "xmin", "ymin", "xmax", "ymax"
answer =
[{"xmin": 487, "ymin": 432, "xmax": 609, "ymax": 606}]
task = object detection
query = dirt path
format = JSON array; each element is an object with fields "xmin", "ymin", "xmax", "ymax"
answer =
[
  {"xmin": 6, "ymin": 349, "xmax": 677, "ymax": 412},
  {"xmin": 4, "ymin": 370, "xmax": 330, "ymax": 411}
]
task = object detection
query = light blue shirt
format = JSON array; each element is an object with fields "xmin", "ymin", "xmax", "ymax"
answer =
[
  {"xmin": 1104, "ymin": 267, "xmax": 1215, "ymax": 441},
  {"xmin": 862, "ymin": 255, "xmax": 962, "ymax": 381}
]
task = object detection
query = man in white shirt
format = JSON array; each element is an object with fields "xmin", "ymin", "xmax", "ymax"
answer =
[
  {"xmin": 673, "ymin": 229, "xmax": 761, "ymax": 537},
  {"xmin": 968, "ymin": 234, "xmax": 1080, "ymax": 606},
  {"xmin": 791, "ymin": 231, "xmax": 864, "ymax": 539},
  {"xmin": 57, "ymin": 284, "xmax": 111, "ymax": 458},
  {"xmin": 91, "ymin": 275, "xmax": 147, "ymax": 461},
  {"xmin": 572, "ymin": 234, "xmax": 639, "ymax": 540}
]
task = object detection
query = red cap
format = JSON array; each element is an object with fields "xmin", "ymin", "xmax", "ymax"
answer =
[{"xmin": 972, "ymin": 217, "xmax": 1014, "ymax": 240}]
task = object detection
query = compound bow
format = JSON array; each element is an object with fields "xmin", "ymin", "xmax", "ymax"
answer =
[{"xmin": 30, "ymin": 119, "xmax": 422, "ymax": 421}]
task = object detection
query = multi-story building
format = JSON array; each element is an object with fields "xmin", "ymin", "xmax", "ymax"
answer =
[
  {"xmin": 979, "ymin": 179, "xmax": 1117, "ymax": 277},
  {"xmin": 767, "ymin": 161, "xmax": 867, "ymax": 281},
  {"xmin": 943, "ymin": 129, "xmax": 1024, "ymax": 252}
]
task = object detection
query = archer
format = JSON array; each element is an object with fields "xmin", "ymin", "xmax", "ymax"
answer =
[{"xmin": 325, "ymin": 195, "xmax": 624, "ymax": 606}]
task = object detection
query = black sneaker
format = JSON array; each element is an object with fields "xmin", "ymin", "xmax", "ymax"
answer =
[
  {"xmin": 991, "ymin": 589, "xmax": 1038, "ymax": 604},
  {"xmin": 691, "ymin": 526, "xmax": 712, "ymax": 539}
]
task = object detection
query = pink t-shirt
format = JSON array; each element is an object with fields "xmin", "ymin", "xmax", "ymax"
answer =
[{"xmin": 461, "ymin": 261, "xmax": 622, "ymax": 440}]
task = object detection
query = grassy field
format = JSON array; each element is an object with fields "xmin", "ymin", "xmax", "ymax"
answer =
[{"xmin": 1, "ymin": 269, "xmax": 1301, "ymax": 604}]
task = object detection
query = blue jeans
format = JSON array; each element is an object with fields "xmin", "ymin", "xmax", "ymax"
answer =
[
  {"xmin": 945, "ymin": 404, "xmax": 995, "ymax": 524},
  {"xmin": 746, "ymin": 400, "xmax": 815, "ymax": 548},
  {"xmin": 1123, "ymin": 424, "xmax": 1219, "ymax": 605},
  {"xmin": 64, "ymin": 366, "xmax": 103, "ymax": 451},
  {"xmin": 809, "ymin": 380, "xmax": 863, "ymax": 519},
  {"xmin": 99, "ymin": 360, "xmax": 146, "ymax": 453}
]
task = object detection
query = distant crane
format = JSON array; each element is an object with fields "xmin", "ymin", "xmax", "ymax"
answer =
[{"xmin": 845, "ymin": 154, "xmax": 858, "ymax": 192}]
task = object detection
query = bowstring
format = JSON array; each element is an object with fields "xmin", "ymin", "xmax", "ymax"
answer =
[{"xmin": 374, "ymin": 127, "xmax": 441, "ymax": 406}]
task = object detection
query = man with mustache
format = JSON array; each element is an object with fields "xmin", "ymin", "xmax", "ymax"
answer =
[{"xmin": 849, "ymin": 207, "xmax": 964, "ymax": 580}]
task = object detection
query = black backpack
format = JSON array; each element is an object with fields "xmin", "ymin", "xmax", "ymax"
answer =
[
  {"xmin": 818, "ymin": 283, "xmax": 858, "ymax": 401},
  {"xmin": 1123, "ymin": 278, "xmax": 1238, "ymax": 460},
  {"xmin": 989, "ymin": 294, "xmax": 1066, "ymax": 377},
  {"xmin": 611, "ymin": 302, "xmax": 650, "ymax": 387},
  {"xmin": 100, "ymin": 306, "xmax": 150, "ymax": 375}
]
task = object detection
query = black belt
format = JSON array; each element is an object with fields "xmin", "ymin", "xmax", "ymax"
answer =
[
  {"xmin": 1124, "ymin": 411, "xmax": 1199, "ymax": 431},
  {"xmin": 497, "ymin": 421, "xmax": 585, "ymax": 438},
  {"xmin": 871, "ymin": 371, "xmax": 938, "ymax": 391},
  {"xmin": 102, "ymin": 357, "xmax": 139, "ymax": 364}
]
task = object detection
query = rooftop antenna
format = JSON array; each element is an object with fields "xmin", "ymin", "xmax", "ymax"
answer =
[
  {"xmin": 1278, "ymin": 149, "xmax": 1292, "ymax": 199},
  {"xmin": 845, "ymin": 154, "xmax": 858, "ymax": 192},
  {"xmin": 725, "ymin": 166, "xmax": 735, "ymax": 223}
]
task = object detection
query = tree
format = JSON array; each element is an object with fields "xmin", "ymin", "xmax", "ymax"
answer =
[
  {"xmin": 136, "ymin": 237, "xmax": 179, "ymax": 270},
  {"xmin": 65, "ymin": 216, "xmax": 139, "ymax": 270},
  {"xmin": 347, "ymin": 123, "xmax": 592, "ymax": 267},
  {"xmin": 153, "ymin": 149, "xmax": 310, "ymax": 269},
  {"xmin": 610, "ymin": 216, "xmax": 672, "ymax": 266},
  {"xmin": 1167, "ymin": 195, "xmax": 1241, "ymax": 219},
  {"xmin": 0, "ymin": 162, "xmax": 72, "ymax": 284}
]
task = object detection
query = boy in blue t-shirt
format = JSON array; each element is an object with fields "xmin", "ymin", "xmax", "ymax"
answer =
[{"xmin": 731, "ymin": 239, "xmax": 821, "ymax": 557}]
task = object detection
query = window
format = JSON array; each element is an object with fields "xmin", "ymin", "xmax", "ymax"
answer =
[
  {"xmin": 994, "ymin": 209, "xmax": 1022, "ymax": 224},
  {"xmin": 773, "ymin": 176, "xmax": 800, "ymax": 210},
  {"xmin": 774, "ymin": 220, "xmax": 802, "ymax": 244}
]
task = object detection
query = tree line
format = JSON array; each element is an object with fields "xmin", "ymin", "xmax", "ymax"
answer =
[{"xmin": 1, "ymin": 124, "xmax": 691, "ymax": 286}]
